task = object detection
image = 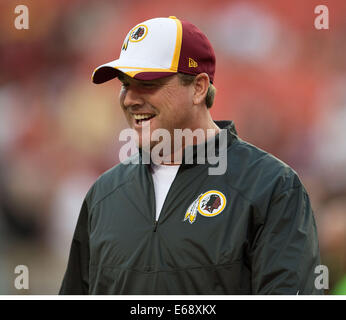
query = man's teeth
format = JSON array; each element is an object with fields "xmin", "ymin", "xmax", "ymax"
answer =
[{"xmin": 133, "ymin": 114, "xmax": 154, "ymax": 120}]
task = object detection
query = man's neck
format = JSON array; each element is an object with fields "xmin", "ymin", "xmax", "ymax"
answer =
[{"xmin": 156, "ymin": 119, "xmax": 221, "ymax": 165}]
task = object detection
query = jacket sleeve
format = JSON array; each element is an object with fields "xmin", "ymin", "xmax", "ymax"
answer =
[
  {"xmin": 59, "ymin": 198, "xmax": 90, "ymax": 294},
  {"xmin": 250, "ymin": 177, "xmax": 323, "ymax": 294}
]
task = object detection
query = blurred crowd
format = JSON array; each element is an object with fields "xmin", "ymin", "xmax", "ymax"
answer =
[{"xmin": 0, "ymin": 0, "xmax": 345, "ymax": 294}]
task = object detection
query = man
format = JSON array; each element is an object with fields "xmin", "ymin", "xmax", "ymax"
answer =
[{"xmin": 59, "ymin": 16, "xmax": 323, "ymax": 294}]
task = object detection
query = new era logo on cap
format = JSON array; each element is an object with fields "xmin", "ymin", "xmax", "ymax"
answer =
[
  {"xmin": 189, "ymin": 58, "xmax": 198, "ymax": 68},
  {"xmin": 92, "ymin": 16, "xmax": 216, "ymax": 84}
]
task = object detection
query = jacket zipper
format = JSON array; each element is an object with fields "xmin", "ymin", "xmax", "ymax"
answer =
[
  {"xmin": 153, "ymin": 220, "xmax": 158, "ymax": 232},
  {"xmin": 149, "ymin": 164, "xmax": 182, "ymax": 233}
]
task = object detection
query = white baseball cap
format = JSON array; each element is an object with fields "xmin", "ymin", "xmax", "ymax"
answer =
[{"xmin": 92, "ymin": 16, "xmax": 216, "ymax": 84}]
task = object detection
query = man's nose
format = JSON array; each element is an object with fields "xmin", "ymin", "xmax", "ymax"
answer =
[{"xmin": 122, "ymin": 87, "xmax": 145, "ymax": 109}]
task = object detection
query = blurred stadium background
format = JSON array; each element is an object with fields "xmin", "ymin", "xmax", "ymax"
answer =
[{"xmin": 0, "ymin": 0, "xmax": 345, "ymax": 294}]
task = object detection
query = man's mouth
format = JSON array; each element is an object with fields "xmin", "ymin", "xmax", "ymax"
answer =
[{"xmin": 133, "ymin": 114, "xmax": 156, "ymax": 125}]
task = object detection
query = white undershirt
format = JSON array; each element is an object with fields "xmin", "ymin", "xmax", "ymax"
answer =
[{"xmin": 151, "ymin": 163, "xmax": 180, "ymax": 221}]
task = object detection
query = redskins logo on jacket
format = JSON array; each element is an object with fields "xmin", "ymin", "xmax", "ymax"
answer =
[{"xmin": 184, "ymin": 190, "xmax": 226, "ymax": 224}]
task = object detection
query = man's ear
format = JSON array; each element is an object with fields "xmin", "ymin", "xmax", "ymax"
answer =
[{"xmin": 192, "ymin": 73, "xmax": 210, "ymax": 105}]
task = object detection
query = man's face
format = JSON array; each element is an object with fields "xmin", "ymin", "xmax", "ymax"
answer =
[{"xmin": 119, "ymin": 73, "xmax": 194, "ymax": 150}]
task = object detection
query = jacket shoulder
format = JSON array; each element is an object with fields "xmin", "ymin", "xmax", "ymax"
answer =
[
  {"xmin": 228, "ymin": 138, "xmax": 304, "ymax": 204},
  {"xmin": 85, "ymin": 154, "xmax": 139, "ymax": 210}
]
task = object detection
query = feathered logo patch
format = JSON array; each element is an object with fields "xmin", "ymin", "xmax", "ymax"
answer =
[
  {"xmin": 184, "ymin": 190, "xmax": 226, "ymax": 224},
  {"xmin": 129, "ymin": 24, "xmax": 148, "ymax": 42}
]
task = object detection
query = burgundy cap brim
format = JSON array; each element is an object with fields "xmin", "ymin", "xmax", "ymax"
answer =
[{"xmin": 92, "ymin": 66, "xmax": 177, "ymax": 84}]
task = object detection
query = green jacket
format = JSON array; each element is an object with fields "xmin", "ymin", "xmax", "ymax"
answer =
[{"xmin": 59, "ymin": 121, "xmax": 323, "ymax": 294}]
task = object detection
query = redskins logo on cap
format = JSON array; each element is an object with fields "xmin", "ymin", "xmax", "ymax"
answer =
[
  {"xmin": 129, "ymin": 24, "xmax": 148, "ymax": 42},
  {"xmin": 184, "ymin": 190, "xmax": 226, "ymax": 224}
]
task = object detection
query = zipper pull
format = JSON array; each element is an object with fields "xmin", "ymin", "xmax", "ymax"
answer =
[{"xmin": 153, "ymin": 220, "xmax": 158, "ymax": 232}]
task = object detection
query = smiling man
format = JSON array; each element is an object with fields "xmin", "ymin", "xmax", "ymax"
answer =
[
  {"xmin": 59, "ymin": 16, "xmax": 323, "ymax": 294},
  {"xmin": 117, "ymin": 72, "xmax": 219, "ymax": 156}
]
